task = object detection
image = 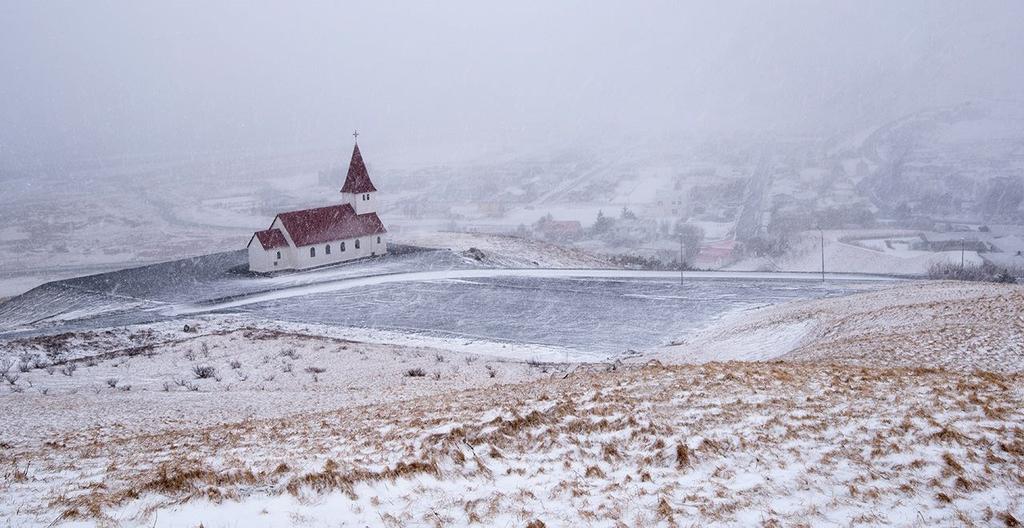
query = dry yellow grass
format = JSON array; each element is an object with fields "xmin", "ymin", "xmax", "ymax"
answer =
[{"xmin": 2, "ymin": 360, "xmax": 1020, "ymax": 526}]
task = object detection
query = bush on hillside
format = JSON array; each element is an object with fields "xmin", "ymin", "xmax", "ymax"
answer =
[{"xmin": 927, "ymin": 262, "xmax": 1017, "ymax": 283}]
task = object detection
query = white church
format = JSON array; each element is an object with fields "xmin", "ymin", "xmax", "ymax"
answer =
[{"xmin": 247, "ymin": 137, "xmax": 388, "ymax": 273}]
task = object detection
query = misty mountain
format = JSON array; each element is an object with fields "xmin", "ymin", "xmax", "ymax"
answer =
[{"xmin": 857, "ymin": 100, "xmax": 1024, "ymax": 222}]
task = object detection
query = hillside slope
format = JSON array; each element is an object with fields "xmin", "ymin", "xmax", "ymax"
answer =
[
  {"xmin": 4, "ymin": 362, "xmax": 1020, "ymax": 527},
  {"xmin": 2, "ymin": 280, "xmax": 1023, "ymax": 527},
  {"xmin": 663, "ymin": 281, "xmax": 1024, "ymax": 372}
]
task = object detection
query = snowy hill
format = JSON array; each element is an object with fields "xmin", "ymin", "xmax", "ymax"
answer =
[
  {"xmin": 664, "ymin": 280, "xmax": 1024, "ymax": 373},
  {"xmin": 855, "ymin": 100, "xmax": 1024, "ymax": 222},
  {"xmin": 1, "ymin": 280, "xmax": 1022, "ymax": 526}
]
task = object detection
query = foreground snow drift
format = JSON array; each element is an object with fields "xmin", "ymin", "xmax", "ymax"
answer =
[{"xmin": 4, "ymin": 363, "xmax": 1020, "ymax": 527}]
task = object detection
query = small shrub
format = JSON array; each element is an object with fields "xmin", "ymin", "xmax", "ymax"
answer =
[
  {"xmin": 927, "ymin": 261, "xmax": 1018, "ymax": 283},
  {"xmin": 105, "ymin": 378, "xmax": 118, "ymax": 388},
  {"xmin": 675, "ymin": 443, "xmax": 691, "ymax": 468},
  {"xmin": 162, "ymin": 381, "xmax": 172, "ymax": 392},
  {"xmin": 486, "ymin": 366, "xmax": 497, "ymax": 378},
  {"xmin": 281, "ymin": 362, "xmax": 293, "ymax": 374},
  {"xmin": 60, "ymin": 363, "xmax": 77, "ymax": 377},
  {"xmin": 304, "ymin": 366, "xmax": 326, "ymax": 374},
  {"xmin": 434, "ymin": 353, "xmax": 445, "ymax": 363},
  {"xmin": 405, "ymin": 368, "xmax": 426, "ymax": 378},
  {"xmin": 118, "ymin": 385, "xmax": 131, "ymax": 392},
  {"xmin": 192, "ymin": 365, "xmax": 217, "ymax": 379},
  {"xmin": 431, "ymin": 371, "xmax": 442, "ymax": 381},
  {"xmin": 229, "ymin": 360, "xmax": 242, "ymax": 369},
  {"xmin": 280, "ymin": 348, "xmax": 300, "ymax": 360},
  {"xmin": 174, "ymin": 378, "xmax": 199, "ymax": 392},
  {"xmin": 17, "ymin": 361, "xmax": 32, "ymax": 373}
]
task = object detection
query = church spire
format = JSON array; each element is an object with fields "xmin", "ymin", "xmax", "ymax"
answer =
[{"xmin": 341, "ymin": 139, "xmax": 377, "ymax": 194}]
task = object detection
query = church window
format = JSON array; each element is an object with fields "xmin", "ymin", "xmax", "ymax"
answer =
[
  {"xmin": 310, "ymin": 247, "xmax": 316, "ymax": 258},
  {"xmin": 355, "ymin": 239, "xmax": 361, "ymax": 249},
  {"xmin": 325, "ymin": 245, "xmax": 331, "ymax": 255},
  {"xmin": 341, "ymin": 241, "xmax": 346, "ymax": 251},
  {"xmin": 276, "ymin": 251, "xmax": 281, "ymax": 259},
  {"xmin": 377, "ymin": 236, "xmax": 381, "ymax": 244}
]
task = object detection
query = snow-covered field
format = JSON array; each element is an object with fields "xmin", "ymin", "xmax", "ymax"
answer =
[
  {"xmin": 728, "ymin": 230, "xmax": 986, "ymax": 276},
  {"xmin": 394, "ymin": 231, "xmax": 612, "ymax": 268},
  {"xmin": 0, "ymin": 235, "xmax": 888, "ymax": 358},
  {"xmin": 1, "ymin": 280, "xmax": 1022, "ymax": 526},
  {"xmin": 667, "ymin": 280, "xmax": 1024, "ymax": 373}
]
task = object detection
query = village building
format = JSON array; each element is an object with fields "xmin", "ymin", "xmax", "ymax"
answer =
[{"xmin": 247, "ymin": 136, "xmax": 387, "ymax": 272}]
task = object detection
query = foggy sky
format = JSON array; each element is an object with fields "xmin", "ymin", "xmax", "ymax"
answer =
[{"xmin": 1, "ymin": 1, "xmax": 1022, "ymax": 168}]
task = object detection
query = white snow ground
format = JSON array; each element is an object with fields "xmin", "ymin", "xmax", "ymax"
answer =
[
  {"xmin": 728, "ymin": 230, "xmax": 985, "ymax": 275},
  {"xmin": 1, "ymin": 281, "xmax": 1022, "ymax": 527},
  {"xmin": 166, "ymin": 268, "xmax": 896, "ymax": 316},
  {"xmin": 661, "ymin": 280, "xmax": 1024, "ymax": 372}
]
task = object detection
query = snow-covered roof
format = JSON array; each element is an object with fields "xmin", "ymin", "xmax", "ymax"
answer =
[
  {"xmin": 250, "ymin": 228, "xmax": 289, "ymax": 250},
  {"xmin": 275, "ymin": 204, "xmax": 386, "ymax": 247}
]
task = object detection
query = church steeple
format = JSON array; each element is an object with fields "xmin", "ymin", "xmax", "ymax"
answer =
[
  {"xmin": 340, "ymin": 134, "xmax": 378, "ymax": 214},
  {"xmin": 341, "ymin": 143, "xmax": 377, "ymax": 194}
]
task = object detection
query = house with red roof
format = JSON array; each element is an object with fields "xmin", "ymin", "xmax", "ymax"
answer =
[{"xmin": 246, "ymin": 139, "xmax": 388, "ymax": 272}]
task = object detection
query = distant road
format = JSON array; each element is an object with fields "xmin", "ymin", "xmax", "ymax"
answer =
[
  {"xmin": 534, "ymin": 162, "xmax": 611, "ymax": 205},
  {"xmin": 733, "ymin": 148, "xmax": 773, "ymax": 242},
  {"xmin": 165, "ymin": 267, "xmax": 902, "ymax": 315}
]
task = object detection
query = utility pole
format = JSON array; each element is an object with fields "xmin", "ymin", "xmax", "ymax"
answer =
[
  {"xmin": 679, "ymin": 235, "xmax": 684, "ymax": 285},
  {"xmin": 819, "ymin": 228, "xmax": 825, "ymax": 282}
]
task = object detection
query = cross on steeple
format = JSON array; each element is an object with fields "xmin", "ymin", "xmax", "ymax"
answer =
[{"xmin": 352, "ymin": 129, "xmax": 359, "ymax": 142}]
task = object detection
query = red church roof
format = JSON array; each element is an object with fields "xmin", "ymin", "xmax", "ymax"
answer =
[
  {"xmin": 250, "ymin": 228, "xmax": 289, "ymax": 250},
  {"xmin": 340, "ymin": 143, "xmax": 378, "ymax": 193},
  {"xmin": 275, "ymin": 204, "xmax": 386, "ymax": 247}
]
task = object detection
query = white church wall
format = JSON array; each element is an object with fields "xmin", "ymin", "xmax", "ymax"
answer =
[
  {"xmin": 247, "ymin": 243, "xmax": 273, "ymax": 272},
  {"xmin": 248, "ymin": 243, "xmax": 295, "ymax": 273},
  {"xmin": 292, "ymin": 234, "xmax": 387, "ymax": 270},
  {"xmin": 342, "ymin": 191, "xmax": 377, "ymax": 215}
]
